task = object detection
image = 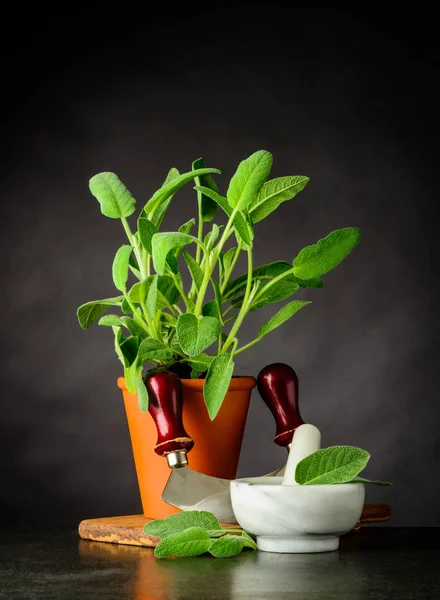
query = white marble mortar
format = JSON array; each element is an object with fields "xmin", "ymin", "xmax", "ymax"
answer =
[{"xmin": 230, "ymin": 476, "xmax": 365, "ymax": 553}]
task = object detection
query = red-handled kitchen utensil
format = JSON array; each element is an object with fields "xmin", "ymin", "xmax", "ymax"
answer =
[
  {"xmin": 149, "ymin": 364, "xmax": 306, "ymax": 521},
  {"xmin": 257, "ymin": 362, "xmax": 304, "ymax": 449},
  {"xmin": 145, "ymin": 370, "xmax": 234, "ymax": 519},
  {"xmin": 146, "ymin": 370, "xmax": 195, "ymax": 467}
]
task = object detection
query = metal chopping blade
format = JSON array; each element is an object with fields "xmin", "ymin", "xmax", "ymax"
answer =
[
  {"xmin": 161, "ymin": 463, "xmax": 286, "ymax": 524},
  {"xmin": 162, "ymin": 467, "xmax": 232, "ymax": 509}
]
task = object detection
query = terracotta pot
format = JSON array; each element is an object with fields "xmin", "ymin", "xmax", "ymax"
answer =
[{"xmin": 118, "ymin": 376, "xmax": 256, "ymax": 519}]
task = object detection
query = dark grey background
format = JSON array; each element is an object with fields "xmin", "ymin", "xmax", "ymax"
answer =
[{"xmin": 1, "ymin": 5, "xmax": 438, "ymax": 528}]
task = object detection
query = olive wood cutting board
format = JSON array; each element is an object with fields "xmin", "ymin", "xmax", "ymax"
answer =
[{"xmin": 78, "ymin": 502, "xmax": 391, "ymax": 548}]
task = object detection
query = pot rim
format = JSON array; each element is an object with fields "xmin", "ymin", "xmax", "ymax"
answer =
[{"xmin": 117, "ymin": 376, "xmax": 256, "ymax": 391}]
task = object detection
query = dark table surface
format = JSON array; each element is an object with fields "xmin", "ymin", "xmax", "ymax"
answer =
[{"xmin": 0, "ymin": 527, "xmax": 438, "ymax": 600}]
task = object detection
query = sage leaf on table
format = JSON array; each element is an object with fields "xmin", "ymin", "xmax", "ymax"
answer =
[
  {"xmin": 227, "ymin": 150, "xmax": 273, "ymax": 210},
  {"xmin": 89, "ymin": 172, "xmax": 136, "ymax": 219},
  {"xmin": 295, "ymin": 446, "xmax": 370, "ymax": 485},
  {"xmin": 77, "ymin": 296, "xmax": 123, "ymax": 329},
  {"xmin": 154, "ymin": 527, "xmax": 213, "ymax": 558},
  {"xmin": 143, "ymin": 511, "xmax": 221, "ymax": 538},
  {"xmin": 293, "ymin": 227, "xmax": 362, "ymax": 280},
  {"xmin": 176, "ymin": 314, "xmax": 221, "ymax": 357},
  {"xmin": 143, "ymin": 510, "xmax": 257, "ymax": 559},
  {"xmin": 203, "ymin": 354, "xmax": 235, "ymax": 420},
  {"xmin": 209, "ymin": 535, "xmax": 248, "ymax": 558},
  {"xmin": 250, "ymin": 175, "xmax": 310, "ymax": 223}
]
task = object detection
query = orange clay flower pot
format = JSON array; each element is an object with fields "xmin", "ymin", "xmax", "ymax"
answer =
[{"xmin": 118, "ymin": 376, "xmax": 256, "ymax": 519}]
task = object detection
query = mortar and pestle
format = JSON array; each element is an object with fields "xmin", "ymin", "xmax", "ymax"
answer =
[{"xmin": 230, "ymin": 364, "xmax": 365, "ymax": 553}]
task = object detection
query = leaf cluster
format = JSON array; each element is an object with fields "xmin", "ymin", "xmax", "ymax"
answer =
[
  {"xmin": 142, "ymin": 510, "xmax": 257, "ymax": 558},
  {"xmin": 77, "ymin": 151, "xmax": 361, "ymax": 418}
]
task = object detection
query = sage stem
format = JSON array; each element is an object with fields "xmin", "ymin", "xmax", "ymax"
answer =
[{"xmin": 221, "ymin": 247, "xmax": 253, "ymax": 354}]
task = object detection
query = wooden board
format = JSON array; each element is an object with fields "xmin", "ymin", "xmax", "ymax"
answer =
[{"xmin": 78, "ymin": 502, "xmax": 391, "ymax": 548}]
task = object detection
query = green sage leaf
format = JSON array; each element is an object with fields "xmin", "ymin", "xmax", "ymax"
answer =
[
  {"xmin": 152, "ymin": 232, "xmax": 194, "ymax": 276},
  {"xmin": 193, "ymin": 157, "xmax": 219, "ymax": 222},
  {"xmin": 89, "ymin": 172, "xmax": 136, "ymax": 219},
  {"xmin": 293, "ymin": 227, "xmax": 362, "ymax": 279},
  {"xmin": 250, "ymin": 175, "xmax": 309, "ymax": 223},
  {"xmin": 294, "ymin": 276, "xmax": 323, "ymax": 289},
  {"xmin": 224, "ymin": 261, "xmax": 292, "ymax": 301},
  {"xmin": 113, "ymin": 326, "xmax": 126, "ymax": 366},
  {"xmin": 137, "ymin": 374, "xmax": 149, "ymax": 412},
  {"xmin": 150, "ymin": 167, "xmax": 181, "ymax": 228},
  {"xmin": 128, "ymin": 253, "xmax": 141, "ymax": 279},
  {"xmin": 203, "ymin": 354, "xmax": 234, "ymax": 420},
  {"xmin": 165, "ymin": 253, "xmax": 179, "ymax": 275},
  {"xmin": 125, "ymin": 362, "xmax": 142, "ymax": 394},
  {"xmin": 241, "ymin": 531, "xmax": 258, "ymax": 550},
  {"xmin": 204, "ymin": 223, "xmax": 221, "ymax": 251},
  {"xmin": 176, "ymin": 314, "xmax": 221, "ymax": 357},
  {"xmin": 227, "ymin": 150, "xmax": 273, "ymax": 210},
  {"xmin": 233, "ymin": 277, "xmax": 300, "ymax": 311},
  {"xmin": 178, "ymin": 218, "xmax": 196, "ymax": 236},
  {"xmin": 119, "ymin": 335, "xmax": 140, "ymax": 366},
  {"xmin": 295, "ymin": 446, "xmax": 370, "ymax": 485},
  {"xmin": 143, "ymin": 511, "xmax": 221, "ymax": 538},
  {"xmin": 138, "ymin": 217, "xmax": 157, "ymax": 254},
  {"xmin": 120, "ymin": 316, "xmax": 149, "ymax": 339},
  {"xmin": 144, "ymin": 168, "xmax": 221, "ymax": 223},
  {"xmin": 258, "ymin": 300, "xmax": 311, "ymax": 338},
  {"xmin": 222, "ymin": 247, "xmax": 238, "ymax": 276},
  {"xmin": 137, "ymin": 338, "xmax": 175, "ymax": 364},
  {"xmin": 183, "ymin": 251, "xmax": 203, "ymax": 291},
  {"xmin": 154, "ymin": 527, "xmax": 213, "ymax": 558},
  {"xmin": 209, "ymin": 534, "xmax": 246, "ymax": 557},
  {"xmin": 202, "ymin": 300, "xmax": 221, "ymax": 320},
  {"xmin": 112, "ymin": 245, "xmax": 133, "ymax": 291},
  {"xmin": 77, "ymin": 296, "xmax": 123, "ymax": 329},
  {"xmin": 98, "ymin": 314, "xmax": 125, "ymax": 327},
  {"xmin": 146, "ymin": 274, "xmax": 158, "ymax": 319},
  {"xmin": 186, "ymin": 353, "xmax": 214, "ymax": 373}
]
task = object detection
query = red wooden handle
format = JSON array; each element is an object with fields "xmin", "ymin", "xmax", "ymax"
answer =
[
  {"xmin": 257, "ymin": 363, "xmax": 304, "ymax": 447},
  {"xmin": 145, "ymin": 370, "xmax": 194, "ymax": 457}
]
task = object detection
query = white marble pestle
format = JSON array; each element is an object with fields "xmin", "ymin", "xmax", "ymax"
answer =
[{"xmin": 282, "ymin": 423, "xmax": 321, "ymax": 486}]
